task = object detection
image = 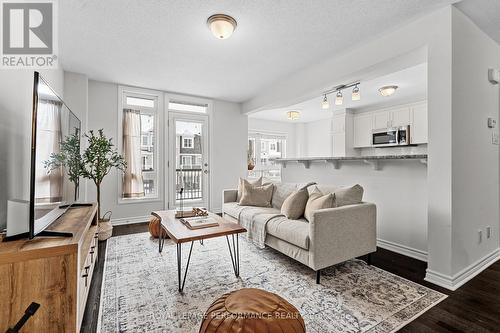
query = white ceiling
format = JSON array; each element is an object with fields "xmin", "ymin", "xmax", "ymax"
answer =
[
  {"xmin": 455, "ymin": 0, "xmax": 500, "ymax": 45},
  {"xmin": 59, "ymin": 0, "xmax": 457, "ymax": 102},
  {"xmin": 249, "ymin": 63, "xmax": 427, "ymax": 123}
]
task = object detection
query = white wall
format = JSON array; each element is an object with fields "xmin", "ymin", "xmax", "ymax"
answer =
[
  {"xmin": 86, "ymin": 80, "xmax": 246, "ymax": 222},
  {"xmin": 248, "ymin": 118, "xmax": 297, "ymax": 157},
  {"xmin": 450, "ymin": 7, "xmax": 500, "ymax": 276},
  {"xmin": 305, "ymin": 119, "xmax": 332, "ymax": 157},
  {"xmin": 0, "ymin": 69, "xmax": 64, "ymax": 229},
  {"xmin": 211, "ymin": 100, "xmax": 247, "ymax": 212},
  {"xmin": 282, "ymin": 161, "xmax": 428, "ymax": 258}
]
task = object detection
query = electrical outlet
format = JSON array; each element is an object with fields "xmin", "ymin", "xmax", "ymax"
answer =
[
  {"xmin": 493, "ymin": 132, "xmax": 500, "ymax": 145},
  {"xmin": 478, "ymin": 229, "xmax": 483, "ymax": 243},
  {"xmin": 486, "ymin": 226, "xmax": 492, "ymax": 239}
]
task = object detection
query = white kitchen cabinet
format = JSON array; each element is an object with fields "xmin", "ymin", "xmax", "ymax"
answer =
[
  {"xmin": 392, "ymin": 107, "xmax": 412, "ymax": 127},
  {"xmin": 332, "ymin": 114, "xmax": 345, "ymax": 134},
  {"xmin": 373, "ymin": 111, "xmax": 391, "ymax": 129},
  {"xmin": 411, "ymin": 103, "xmax": 428, "ymax": 144},
  {"xmin": 353, "ymin": 113, "xmax": 373, "ymax": 148}
]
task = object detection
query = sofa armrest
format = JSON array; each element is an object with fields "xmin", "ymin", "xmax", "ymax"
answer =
[
  {"xmin": 308, "ymin": 202, "xmax": 376, "ymax": 270},
  {"xmin": 223, "ymin": 189, "xmax": 238, "ymax": 204}
]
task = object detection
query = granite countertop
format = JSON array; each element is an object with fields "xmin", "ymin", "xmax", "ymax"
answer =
[{"xmin": 272, "ymin": 154, "xmax": 427, "ymax": 162}]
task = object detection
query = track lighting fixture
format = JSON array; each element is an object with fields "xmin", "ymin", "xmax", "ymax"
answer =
[{"xmin": 320, "ymin": 81, "xmax": 360, "ymax": 109}]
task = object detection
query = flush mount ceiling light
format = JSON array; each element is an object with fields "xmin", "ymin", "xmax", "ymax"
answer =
[
  {"xmin": 352, "ymin": 84, "xmax": 360, "ymax": 101},
  {"xmin": 335, "ymin": 90, "xmax": 343, "ymax": 105},
  {"xmin": 207, "ymin": 14, "xmax": 237, "ymax": 39},
  {"xmin": 321, "ymin": 94, "xmax": 330, "ymax": 109},
  {"xmin": 379, "ymin": 85, "xmax": 398, "ymax": 97},
  {"xmin": 286, "ymin": 110, "xmax": 300, "ymax": 120}
]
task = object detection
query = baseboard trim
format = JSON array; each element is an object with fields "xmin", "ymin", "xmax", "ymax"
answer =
[
  {"xmin": 425, "ymin": 247, "xmax": 500, "ymax": 291},
  {"xmin": 111, "ymin": 215, "xmax": 150, "ymax": 226},
  {"xmin": 377, "ymin": 238, "xmax": 428, "ymax": 262}
]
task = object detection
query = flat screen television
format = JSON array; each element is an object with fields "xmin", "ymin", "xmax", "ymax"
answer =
[{"xmin": 27, "ymin": 72, "xmax": 81, "ymax": 239}]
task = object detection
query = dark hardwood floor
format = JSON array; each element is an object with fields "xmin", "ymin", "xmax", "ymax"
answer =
[{"xmin": 81, "ymin": 223, "xmax": 500, "ymax": 333}]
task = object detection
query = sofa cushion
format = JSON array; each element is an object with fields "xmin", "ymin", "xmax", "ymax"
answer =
[
  {"xmin": 271, "ymin": 183, "xmax": 299, "ymax": 209},
  {"xmin": 223, "ymin": 202, "xmax": 247, "ymax": 219},
  {"xmin": 266, "ymin": 216, "xmax": 310, "ymax": 250},
  {"xmin": 334, "ymin": 184, "xmax": 364, "ymax": 207},
  {"xmin": 239, "ymin": 181, "xmax": 274, "ymax": 207},
  {"xmin": 237, "ymin": 177, "xmax": 262, "ymax": 202},
  {"xmin": 304, "ymin": 188, "xmax": 335, "ymax": 222}
]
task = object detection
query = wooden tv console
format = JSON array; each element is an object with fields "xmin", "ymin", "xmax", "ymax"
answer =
[{"xmin": 0, "ymin": 203, "xmax": 99, "ymax": 332}]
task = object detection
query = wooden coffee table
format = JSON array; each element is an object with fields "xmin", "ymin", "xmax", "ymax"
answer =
[{"xmin": 151, "ymin": 210, "xmax": 247, "ymax": 292}]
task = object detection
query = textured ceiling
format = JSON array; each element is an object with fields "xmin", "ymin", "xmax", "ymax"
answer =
[
  {"xmin": 455, "ymin": 0, "xmax": 500, "ymax": 45},
  {"xmin": 250, "ymin": 63, "xmax": 428, "ymax": 123},
  {"xmin": 59, "ymin": 0, "xmax": 457, "ymax": 102}
]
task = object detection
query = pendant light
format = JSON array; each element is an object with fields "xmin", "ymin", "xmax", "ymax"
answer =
[{"xmin": 321, "ymin": 94, "xmax": 330, "ymax": 109}]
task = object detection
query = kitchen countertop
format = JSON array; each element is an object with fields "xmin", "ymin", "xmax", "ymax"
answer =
[
  {"xmin": 270, "ymin": 154, "xmax": 427, "ymax": 170},
  {"xmin": 272, "ymin": 154, "xmax": 427, "ymax": 161}
]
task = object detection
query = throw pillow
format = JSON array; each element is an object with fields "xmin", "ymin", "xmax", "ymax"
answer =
[
  {"xmin": 304, "ymin": 188, "xmax": 335, "ymax": 222},
  {"xmin": 239, "ymin": 180, "xmax": 274, "ymax": 207},
  {"xmin": 237, "ymin": 177, "xmax": 262, "ymax": 203},
  {"xmin": 333, "ymin": 184, "xmax": 364, "ymax": 207},
  {"xmin": 280, "ymin": 188, "xmax": 309, "ymax": 219}
]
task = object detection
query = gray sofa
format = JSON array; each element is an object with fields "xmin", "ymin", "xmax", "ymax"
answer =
[{"xmin": 222, "ymin": 183, "xmax": 377, "ymax": 283}]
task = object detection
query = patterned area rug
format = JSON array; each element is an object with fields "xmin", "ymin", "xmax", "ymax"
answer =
[{"xmin": 98, "ymin": 233, "xmax": 445, "ymax": 333}]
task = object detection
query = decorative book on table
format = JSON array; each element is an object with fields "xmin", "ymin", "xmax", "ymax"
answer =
[{"xmin": 180, "ymin": 216, "xmax": 219, "ymax": 230}]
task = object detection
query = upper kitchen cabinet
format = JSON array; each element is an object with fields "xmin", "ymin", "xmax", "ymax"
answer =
[
  {"xmin": 353, "ymin": 113, "xmax": 373, "ymax": 148},
  {"xmin": 373, "ymin": 110, "xmax": 391, "ymax": 129},
  {"xmin": 411, "ymin": 102, "xmax": 428, "ymax": 144},
  {"xmin": 391, "ymin": 107, "xmax": 412, "ymax": 127}
]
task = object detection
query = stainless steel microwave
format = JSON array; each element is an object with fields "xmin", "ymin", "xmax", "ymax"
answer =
[{"xmin": 372, "ymin": 126, "xmax": 410, "ymax": 147}]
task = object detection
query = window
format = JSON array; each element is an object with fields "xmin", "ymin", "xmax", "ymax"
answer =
[
  {"xmin": 169, "ymin": 101, "xmax": 207, "ymax": 113},
  {"xmin": 120, "ymin": 89, "xmax": 160, "ymax": 200},
  {"xmin": 182, "ymin": 137, "xmax": 193, "ymax": 148},
  {"xmin": 181, "ymin": 155, "xmax": 192, "ymax": 167},
  {"xmin": 248, "ymin": 132, "xmax": 286, "ymax": 182}
]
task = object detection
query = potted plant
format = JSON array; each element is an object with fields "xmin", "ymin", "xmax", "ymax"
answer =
[
  {"xmin": 44, "ymin": 132, "xmax": 83, "ymax": 201},
  {"xmin": 80, "ymin": 129, "xmax": 126, "ymax": 240}
]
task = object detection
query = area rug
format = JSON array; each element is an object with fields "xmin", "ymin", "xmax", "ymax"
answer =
[{"xmin": 97, "ymin": 232, "xmax": 446, "ymax": 333}]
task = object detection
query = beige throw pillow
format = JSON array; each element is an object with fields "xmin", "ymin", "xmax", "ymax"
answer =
[
  {"xmin": 237, "ymin": 177, "xmax": 262, "ymax": 203},
  {"xmin": 279, "ymin": 182, "xmax": 317, "ymax": 219},
  {"xmin": 239, "ymin": 180, "xmax": 274, "ymax": 207},
  {"xmin": 280, "ymin": 188, "xmax": 309, "ymax": 219},
  {"xmin": 304, "ymin": 189, "xmax": 335, "ymax": 222},
  {"xmin": 333, "ymin": 184, "xmax": 364, "ymax": 207}
]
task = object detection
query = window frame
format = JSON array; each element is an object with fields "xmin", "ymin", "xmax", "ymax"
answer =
[
  {"xmin": 117, "ymin": 86, "xmax": 164, "ymax": 204},
  {"xmin": 182, "ymin": 137, "xmax": 193, "ymax": 149}
]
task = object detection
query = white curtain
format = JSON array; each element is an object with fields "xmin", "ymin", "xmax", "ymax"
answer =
[
  {"xmin": 35, "ymin": 101, "xmax": 63, "ymax": 203},
  {"xmin": 122, "ymin": 109, "xmax": 145, "ymax": 198}
]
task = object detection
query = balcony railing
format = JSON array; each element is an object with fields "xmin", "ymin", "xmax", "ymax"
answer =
[{"xmin": 176, "ymin": 168, "xmax": 202, "ymax": 200}]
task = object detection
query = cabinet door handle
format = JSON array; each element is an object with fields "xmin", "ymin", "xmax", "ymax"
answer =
[{"xmin": 82, "ymin": 273, "xmax": 89, "ymax": 287}]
